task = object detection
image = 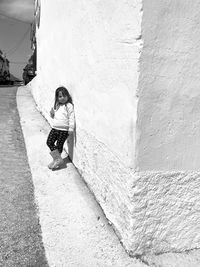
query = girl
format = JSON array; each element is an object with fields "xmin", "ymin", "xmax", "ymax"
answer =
[{"xmin": 47, "ymin": 86, "xmax": 75, "ymax": 170}]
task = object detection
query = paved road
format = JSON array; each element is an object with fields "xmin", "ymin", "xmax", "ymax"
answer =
[{"xmin": 0, "ymin": 86, "xmax": 48, "ymax": 266}]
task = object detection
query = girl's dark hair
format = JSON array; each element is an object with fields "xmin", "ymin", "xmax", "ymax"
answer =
[{"xmin": 54, "ymin": 86, "xmax": 73, "ymax": 109}]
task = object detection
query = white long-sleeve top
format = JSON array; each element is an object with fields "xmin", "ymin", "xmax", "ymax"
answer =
[{"xmin": 51, "ymin": 103, "xmax": 75, "ymax": 132}]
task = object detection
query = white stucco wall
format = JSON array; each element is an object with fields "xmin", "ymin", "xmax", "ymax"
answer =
[
  {"xmin": 32, "ymin": 0, "xmax": 142, "ymax": 168},
  {"xmin": 136, "ymin": 0, "xmax": 200, "ymax": 171},
  {"xmin": 31, "ymin": 0, "xmax": 143, "ymax": 255},
  {"xmin": 31, "ymin": 0, "xmax": 200, "ymax": 257},
  {"xmin": 130, "ymin": 0, "xmax": 200, "ymax": 257}
]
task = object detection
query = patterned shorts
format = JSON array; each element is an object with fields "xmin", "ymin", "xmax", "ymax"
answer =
[{"xmin": 46, "ymin": 128, "xmax": 69, "ymax": 153}]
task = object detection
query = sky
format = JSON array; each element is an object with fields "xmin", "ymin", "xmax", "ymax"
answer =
[{"xmin": 0, "ymin": 0, "xmax": 34, "ymax": 79}]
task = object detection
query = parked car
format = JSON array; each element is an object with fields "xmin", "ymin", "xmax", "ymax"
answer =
[
  {"xmin": 23, "ymin": 64, "xmax": 36, "ymax": 85},
  {"xmin": 14, "ymin": 80, "xmax": 24, "ymax": 86}
]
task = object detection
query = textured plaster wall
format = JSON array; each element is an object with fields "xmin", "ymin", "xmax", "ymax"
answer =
[
  {"xmin": 31, "ymin": 0, "xmax": 200, "ymax": 257},
  {"xmin": 32, "ymin": 0, "xmax": 142, "ymax": 168},
  {"xmin": 130, "ymin": 171, "xmax": 200, "ymax": 255},
  {"xmin": 136, "ymin": 0, "xmax": 200, "ymax": 171},
  {"xmin": 73, "ymin": 127, "xmax": 200, "ymax": 255},
  {"xmin": 129, "ymin": 0, "xmax": 200, "ymax": 256},
  {"xmin": 31, "ymin": 0, "xmax": 143, "ymax": 255}
]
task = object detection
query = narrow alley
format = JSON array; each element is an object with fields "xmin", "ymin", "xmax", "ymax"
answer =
[
  {"xmin": 1, "ymin": 85, "xmax": 200, "ymax": 266},
  {"xmin": 0, "ymin": 84, "xmax": 147, "ymax": 266},
  {"xmin": 2, "ymin": 0, "xmax": 200, "ymax": 266}
]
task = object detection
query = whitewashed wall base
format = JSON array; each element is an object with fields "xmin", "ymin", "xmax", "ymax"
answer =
[{"xmin": 68, "ymin": 128, "xmax": 200, "ymax": 256}]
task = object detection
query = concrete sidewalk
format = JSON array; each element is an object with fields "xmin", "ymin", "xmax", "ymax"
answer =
[{"xmin": 16, "ymin": 85, "xmax": 146, "ymax": 267}]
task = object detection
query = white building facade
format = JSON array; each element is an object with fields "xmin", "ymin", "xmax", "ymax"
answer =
[{"xmin": 31, "ymin": 0, "xmax": 200, "ymax": 256}]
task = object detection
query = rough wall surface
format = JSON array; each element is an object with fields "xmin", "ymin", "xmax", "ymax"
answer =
[
  {"xmin": 73, "ymin": 130, "xmax": 200, "ymax": 255},
  {"xmin": 31, "ymin": 0, "xmax": 143, "ymax": 255},
  {"xmin": 130, "ymin": 171, "xmax": 200, "ymax": 255},
  {"xmin": 131, "ymin": 0, "xmax": 200, "ymax": 255},
  {"xmin": 32, "ymin": 0, "xmax": 142, "ymax": 168},
  {"xmin": 31, "ymin": 0, "xmax": 200, "ymax": 257},
  {"xmin": 136, "ymin": 0, "xmax": 200, "ymax": 171}
]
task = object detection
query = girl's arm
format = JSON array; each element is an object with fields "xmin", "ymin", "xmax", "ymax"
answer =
[
  {"xmin": 67, "ymin": 103, "xmax": 75, "ymax": 133},
  {"xmin": 50, "ymin": 107, "xmax": 55, "ymax": 118}
]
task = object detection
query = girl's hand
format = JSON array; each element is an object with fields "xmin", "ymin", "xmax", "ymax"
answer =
[{"xmin": 50, "ymin": 108, "xmax": 55, "ymax": 118}]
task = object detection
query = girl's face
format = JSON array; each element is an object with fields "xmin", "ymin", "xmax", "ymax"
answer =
[{"xmin": 58, "ymin": 91, "xmax": 68, "ymax": 104}]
